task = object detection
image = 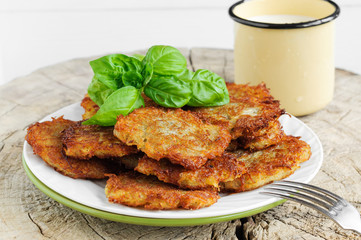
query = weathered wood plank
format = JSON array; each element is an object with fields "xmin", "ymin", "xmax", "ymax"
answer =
[{"xmin": 1, "ymin": 48, "xmax": 361, "ymax": 239}]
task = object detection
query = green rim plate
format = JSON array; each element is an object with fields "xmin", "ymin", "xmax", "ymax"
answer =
[{"xmin": 22, "ymin": 156, "xmax": 286, "ymax": 227}]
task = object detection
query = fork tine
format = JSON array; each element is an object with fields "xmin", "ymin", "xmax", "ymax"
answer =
[
  {"xmin": 268, "ymin": 183, "xmax": 338, "ymax": 206},
  {"xmin": 278, "ymin": 180, "xmax": 345, "ymax": 204},
  {"xmin": 263, "ymin": 187, "xmax": 334, "ymax": 210},
  {"xmin": 261, "ymin": 191, "xmax": 333, "ymax": 218}
]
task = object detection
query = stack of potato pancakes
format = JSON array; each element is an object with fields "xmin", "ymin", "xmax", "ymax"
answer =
[{"xmin": 26, "ymin": 83, "xmax": 311, "ymax": 210}]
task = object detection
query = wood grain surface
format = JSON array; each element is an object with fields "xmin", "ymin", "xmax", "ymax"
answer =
[{"xmin": 1, "ymin": 48, "xmax": 360, "ymax": 240}]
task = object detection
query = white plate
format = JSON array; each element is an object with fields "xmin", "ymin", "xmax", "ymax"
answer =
[{"xmin": 23, "ymin": 102, "xmax": 323, "ymax": 219}]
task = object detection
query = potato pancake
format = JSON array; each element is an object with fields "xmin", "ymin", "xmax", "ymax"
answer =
[
  {"xmin": 190, "ymin": 83, "xmax": 285, "ymax": 149},
  {"xmin": 105, "ymin": 172, "xmax": 219, "ymax": 210},
  {"xmin": 62, "ymin": 122, "xmax": 138, "ymax": 159},
  {"xmin": 26, "ymin": 117, "xmax": 119, "ymax": 179},
  {"xmin": 114, "ymin": 107, "xmax": 231, "ymax": 170},
  {"xmin": 132, "ymin": 153, "xmax": 246, "ymax": 191},
  {"xmin": 81, "ymin": 84, "xmax": 285, "ymax": 151},
  {"xmin": 127, "ymin": 135, "xmax": 310, "ymax": 192},
  {"xmin": 221, "ymin": 135, "xmax": 312, "ymax": 192}
]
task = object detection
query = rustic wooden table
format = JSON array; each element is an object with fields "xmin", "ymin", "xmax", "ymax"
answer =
[{"xmin": 1, "ymin": 48, "xmax": 361, "ymax": 240}]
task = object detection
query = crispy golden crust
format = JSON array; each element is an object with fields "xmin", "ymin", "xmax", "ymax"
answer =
[
  {"xmin": 25, "ymin": 117, "xmax": 119, "ymax": 179},
  {"xmin": 237, "ymin": 120, "xmax": 285, "ymax": 150},
  {"xmin": 221, "ymin": 135, "xmax": 312, "ymax": 192},
  {"xmin": 131, "ymin": 135, "xmax": 311, "ymax": 192},
  {"xmin": 105, "ymin": 172, "xmax": 219, "ymax": 210},
  {"xmin": 81, "ymin": 94, "xmax": 99, "ymax": 120},
  {"xmin": 191, "ymin": 83, "xmax": 285, "ymax": 146},
  {"xmin": 226, "ymin": 82, "xmax": 278, "ymax": 103},
  {"xmin": 62, "ymin": 122, "xmax": 138, "ymax": 160},
  {"xmin": 114, "ymin": 107, "xmax": 231, "ymax": 170},
  {"xmin": 132, "ymin": 153, "xmax": 246, "ymax": 191}
]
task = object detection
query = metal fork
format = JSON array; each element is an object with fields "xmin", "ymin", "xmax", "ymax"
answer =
[{"xmin": 260, "ymin": 180, "xmax": 361, "ymax": 234}]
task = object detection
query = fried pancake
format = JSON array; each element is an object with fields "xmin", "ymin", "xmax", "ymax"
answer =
[
  {"xmin": 26, "ymin": 117, "xmax": 119, "ymax": 179},
  {"xmin": 237, "ymin": 120, "xmax": 285, "ymax": 150},
  {"xmin": 105, "ymin": 172, "xmax": 219, "ymax": 210},
  {"xmin": 62, "ymin": 122, "xmax": 138, "ymax": 160},
  {"xmin": 190, "ymin": 83, "xmax": 285, "ymax": 149},
  {"xmin": 114, "ymin": 107, "xmax": 231, "ymax": 170},
  {"xmin": 221, "ymin": 135, "xmax": 312, "ymax": 192},
  {"xmin": 127, "ymin": 135, "xmax": 310, "ymax": 191},
  {"xmin": 82, "ymin": 84, "xmax": 284, "ymax": 150},
  {"xmin": 226, "ymin": 82, "xmax": 277, "ymax": 103},
  {"xmin": 81, "ymin": 94, "xmax": 99, "ymax": 120},
  {"xmin": 132, "ymin": 153, "xmax": 246, "ymax": 190}
]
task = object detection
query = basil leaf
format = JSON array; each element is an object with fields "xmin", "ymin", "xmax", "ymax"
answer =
[
  {"xmin": 87, "ymin": 77, "xmax": 115, "ymax": 106},
  {"xmin": 142, "ymin": 45, "xmax": 187, "ymax": 76},
  {"xmin": 122, "ymin": 71, "xmax": 143, "ymax": 89},
  {"xmin": 131, "ymin": 54, "xmax": 145, "ymax": 61},
  {"xmin": 144, "ymin": 76, "xmax": 192, "ymax": 108},
  {"xmin": 142, "ymin": 63, "xmax": 153, "ymax": 86},
  {"xmin": 83, "ymin": 86, "xmax": 144, "ymax": 126},
  {"xmin": 90, "ymin": 54, "xmax": 142, "ymax": 90},
  {"xmin": 178, "ymin": 68, "xmax": 194, "ymax": 79},
  {"xmin": 185, "ymin": 69, "xmax": 230, "ymax": 107}
]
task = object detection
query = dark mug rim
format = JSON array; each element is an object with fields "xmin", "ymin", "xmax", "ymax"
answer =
[{"xmin": 229, "ymin": 0, "xmax": 340, "ymax": 29}]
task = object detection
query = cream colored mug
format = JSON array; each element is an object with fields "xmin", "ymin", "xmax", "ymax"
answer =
[{"xmin": 229, "ymin": 0, "xmax": 340, "ymax": 116}]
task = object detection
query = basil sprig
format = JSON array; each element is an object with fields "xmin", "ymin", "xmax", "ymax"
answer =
[{"xmin": 83, "ymin": 45, "xmax": 229, "ymax": 126}]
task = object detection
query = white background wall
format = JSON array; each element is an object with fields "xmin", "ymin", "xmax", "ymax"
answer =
[{"xmin": 0, "ymin": 0, "xmax": 360, "ymax": 85}]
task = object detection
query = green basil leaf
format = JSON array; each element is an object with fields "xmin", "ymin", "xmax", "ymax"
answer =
[
  {"xmin": 178, "ymin": 68, "xmax": 194, "ymax": 80},
  {"xmin": 142, "ymin": 45, "xmax": 187, "ymax": 76},
  {"xmin": 144, "ymin": 76, "xmax": 192, "ymax": 108},
  {"xmin": 87, "ymin": 76, "xmax": 115, "ymax": 106},
  {"xmin": 122, "ymin": 71, "xmax": 143, "ymax": 89},
  {"xmin": 142, "ymin": 63, "xmax": 153, "ymax": 86},
  {"xmin": 90, "ymin": 54, "xmax": 142, "ymax": 90},
  {"xmin": 131, "ymin": 54, "xmax": 145, "ymax": 61},
  {"xmin": 83, "ymin": 86, "xmax": 144, "ymax": 126},
  {"xmin": 185, "ymin": 69, "xmax": 230, "ymax": 107}
]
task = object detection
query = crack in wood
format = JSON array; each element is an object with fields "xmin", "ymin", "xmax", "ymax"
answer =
[
  {"xmin": 28, "ymin": 213, "xmax": 46, "ymax": 238},
  {"xmin": 81, "ymin": 215, "xmax": 106, "ymax": 240},
  {"xmin": 352, "ymin": 165, "xmax": 361, "ymax": 178},
  {"xmin": 37, "ymin": 69, "xmax": 56, "ymax": 81},
  {"xmin": 210, "ymin": 225, "xmax": 216, "ymax": 239},
  {"xmin": 269, "ymin": 214, "xmax": 322, "ymax": 238},
  {"xmin": 0, "ymin": 95, "xmax": 19, "ymax": 105},
  {"xmin": 2, "ymin": 130, "xmax": 17, "ymax": 142},
  {"xmin": 132, "ymin": 227, "xmax": 170, "ymax": 240},
  {"xmin": 188, "ymin": 49, "xmax": 195, "ymax": 72},
  {"xmin": 62, "ymin": 60, "xmax": 91, "ymax": 78},
  {"xmin": 337, "ymin": 109, "xmax": 352, "ymax": 123},
  {"xmin": 266, "ymin": 208, "xmax": 358, "ymax": 239},
  {"xmin": 54, "ymin": 80, "xmax": 84, "ymax": 96},
  {"xmin": 37, "ymin": 70, "xmax": 85, "ymax": 98},
  {"xmin": 222, "ymin": 52, "xmax": 227, "ymax": 82},
  {"xmin": 320, "ymin": 169, "xmax": 340, "ymax": 183},
  {"xmin": 0, "ymin": 104, "xmax": 18, "ymax": 119},
  {"xmin": 235, "ymin": 218, "xmax": 246, "ymax": 240}
]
